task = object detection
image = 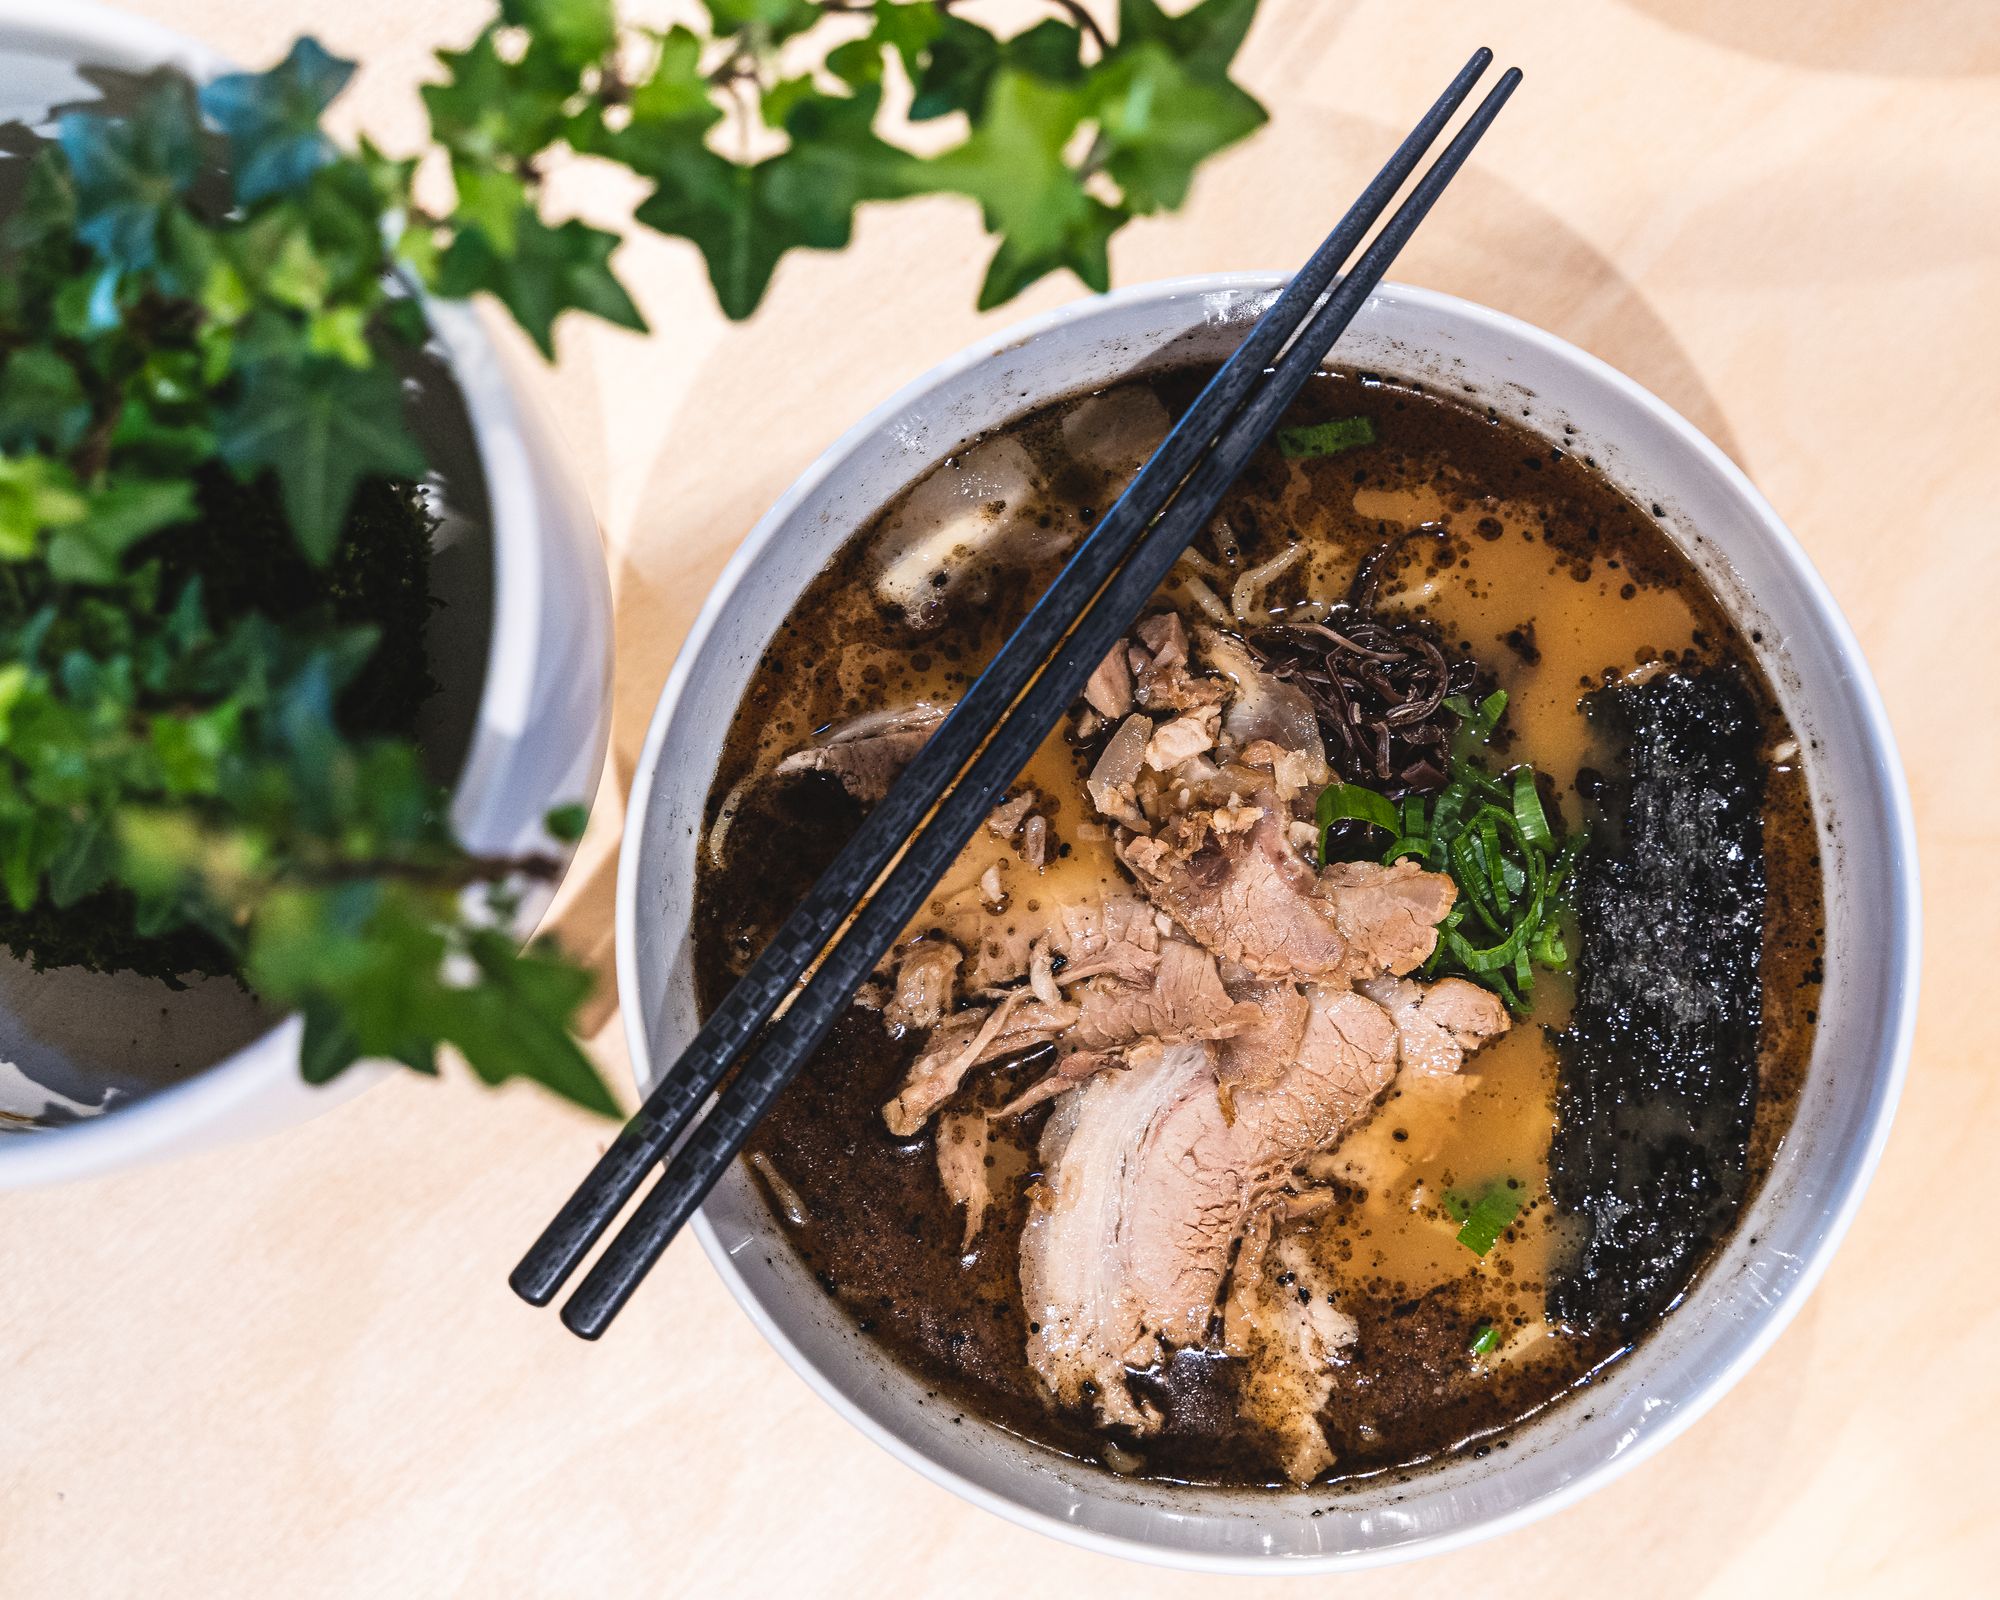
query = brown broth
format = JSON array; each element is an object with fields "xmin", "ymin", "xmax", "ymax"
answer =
[{"xmin": 691, "ymin": 366, "xmax": 1822, "ymax": 1488}]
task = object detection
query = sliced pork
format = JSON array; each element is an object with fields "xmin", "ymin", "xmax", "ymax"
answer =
[
  {"xmin": 1359, "ymin": 974, "xmax": 1511, "ymax": 1077},
  {"xmin": 1230, "ymin": 1234, "xmax": 1358, "ymax": 1483},
  {"xmin": 855, "ymin": 611, "xmax": 1511, "ymax": 1467},
  {"xmin": 883, "ymin": 938, "xmax": 961, "ymax": 1036},
  {"xmin": 1118, "ymin": 803, "xmax": 1350, "ymax": 981},
  {"xmin": 1319, "ymin": 859, "xmax": 1457, "ymax": 979},
  {"xmin": 774, "ymin": 701, "xmax": 950, "ymax": 803},
  {"xmin": 1197, "ymin": 626, "xmax": 1329, "ymax": 785},
  {"xmin": 1020, "ymin": 985, "xmax": 1401, "ymax": 1434},
  {"xmin": 1069, "ymin": 938, "xmax": 1260, "ymax": 1052},
  {"xmin": 936, "ymin": 1109, "xmax": 995, "ymax": 1249},
  {"xmin": 883, "ymin": 991, "xmax": 1077, "ymax": 1137}
]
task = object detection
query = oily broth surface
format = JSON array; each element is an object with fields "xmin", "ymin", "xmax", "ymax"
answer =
[{"xmin": 693, "ymin": 366, "xmax": 1822, "ymax": 1486}]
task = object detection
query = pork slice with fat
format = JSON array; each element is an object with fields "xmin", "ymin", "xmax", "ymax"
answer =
[
  {"xmin": 1020, "ymin": 987, "xmax": 1400, "ymax": 1432},
  {"xmin": 1069, "ymin": 939, "xmax": 1261, "ymax": 1053},
  {"xmin": 1358, "ymin": 974, "xmax": 1511, "ymax": 1077},
  {"xmin": 1317, "ymin": 858, "xmax": 1458, "ymax": 980},
  {"xmin": 1117, "ymin": 803, "xmax": 1350, "ymax": 981},
  {"xmin": 773, "ymin": 701, "xmax": 951, "ymax": 804}
]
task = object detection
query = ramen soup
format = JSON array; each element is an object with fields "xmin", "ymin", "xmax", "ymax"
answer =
[{"xmin": 693, "ymin": 365, "xmax": 1822, "ymax": 1488}]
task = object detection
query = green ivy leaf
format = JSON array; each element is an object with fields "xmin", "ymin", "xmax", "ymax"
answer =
[
  {"xmin": 57, "ymin": 76, "xmax": 203, "ymax": 271},
  {"xmin": 707, "ymin": 0, "xmax": 822, "ymax": 43},
  {"xmin": 908, "ymin": 14, "xmax": 1001, "ymax": 121},
  {"xmin": 436, "ymin": 211, "xmax": 645, "ymax": 358},
  {"xmin": 45, "ymin": 478, "xmax": 198, "ymax": 585},
  {"xmin": 299, "ymin": 994, "xmax": 363, "ymax": 1084},
  {"xmin": 110, "ymin": 395, "xmax": 220, "ymax": 478},
  {"xmin": 216, "ymin": 358, "xmax": 426, "ymax": 562},
  {"xmin": 199, "ymin": 36, "xmax": 356, "ymax": 206},
  {"xmin": 0, "ymin": 147, "xmax": 78, "ymax": 256},
  {"xmin": 1116, "ymin": 0, "xmax": 1261, "ymax": 68},
  {"xmin": 627, "ymin": 26, "xmax": 722, "ymax": 133},
  {"xmin": 48, "ymin": 813, "xmax": 114, "ymax": 908},
  {"xmin": 907, "ymin": 12, "xmax": 1086, "ymax": 122},
  {"xmin": 873, "ymin": 0, "xmax": 946, "ymax": 68},
  {"xmin": 423, "ymin": 31, "xmax": 573, "ymax": 165},
  {"xmin": 632, "ymin": 86, "xmax": 916, "ymax": 320},
  {"xmin": 450, "ymin": 160, "xmax": 531, "ymax": 255},
  {"xmin": 439, "ymin": 930, "xmax": 615, "ymax": 1115},
  {"xmin": 151, "ymin": 700, "xmax": 242, "ymax": 796},
  {"xmin": 0, "ymin": 454, "xmax": 87, "ymax": 559},
  {"xmin": 978, "ymin": 195, "xmax": 1121, "ymax": 310},
  {"xmin": 1005, "ymin": 19, "xmax": 1089, "ymax": 84},
  {"xmin": 0, "ymin": 812, "xmax": 65, "ymax": 911},
  {"xmin": 0, "ymin": 349, "xmax": 92, "ymax": 455},
  {"xmin": 926, "ymin": 71, "xmax": 1104, "ymax": 305},
  {"xmin": 1089, "ymin": 43, "xmax": 1265, "ymax": 213},
  {"xmin": 499, "ymin": 0, "xmax": 618, "ymax": 69}
]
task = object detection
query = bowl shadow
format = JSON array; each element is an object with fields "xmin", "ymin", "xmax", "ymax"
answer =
[{"xmin": 1614, "ymin": 0, "xmax": 2000, "ymax": 76}]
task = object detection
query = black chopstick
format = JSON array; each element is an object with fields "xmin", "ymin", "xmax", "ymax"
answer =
[
  {"xmin": 543, "ymin": 60, "xmax": 1523, "ymax": 1339},
  {"xmin": 508, "ymin": 47, "xmax": 1501, "ymax": 1316}
]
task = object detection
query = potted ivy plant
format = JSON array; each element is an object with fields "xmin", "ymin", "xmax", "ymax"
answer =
[{"xmin": 0, "ymin": 0, "xmax": 1266, "ymax": 1182}]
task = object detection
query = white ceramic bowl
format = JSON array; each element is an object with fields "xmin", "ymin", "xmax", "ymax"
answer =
[
  {"xmin": 0, "ymin": 2, "xmax": 612, "ymax": 1186},
  {"xmin": 617, "ymin": 275, "xmax": 1918, "ymax": 1569}
]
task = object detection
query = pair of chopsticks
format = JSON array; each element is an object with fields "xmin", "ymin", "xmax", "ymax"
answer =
[{"xmin": 514, "ymin": 47, "xmax": 1523, "ymax": 1340}]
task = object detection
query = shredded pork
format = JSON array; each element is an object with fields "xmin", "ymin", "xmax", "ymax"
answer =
[{"xmin": 847, "ymin": 613, "xmax": 1509, "ymax": 1481}]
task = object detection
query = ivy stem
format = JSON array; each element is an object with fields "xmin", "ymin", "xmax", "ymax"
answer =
[
  {"xmin": 302, "ymin": 850, "xmax": 564, "ymax": 888},
  {"xmin": 1040, "ymin": 0, "xmax": 1112, "ymax": 55}
]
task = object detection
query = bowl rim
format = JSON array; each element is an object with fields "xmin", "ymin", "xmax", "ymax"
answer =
[
  {"xmin": 0, "ymin": 0, "xmax": 575, "ymax": 1184},
  {"xmin": 620, "ymin": 271, "xmax": 1919, "ymax": 1571}
]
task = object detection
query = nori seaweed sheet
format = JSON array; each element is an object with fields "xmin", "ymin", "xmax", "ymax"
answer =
[
  {"xmin": 1549, "ymin": 671, "xmax": 1767, "ymax": 1335},
  {"xmin": 0, "ymin": 467, "xmax": 438, "ymax": 985}
]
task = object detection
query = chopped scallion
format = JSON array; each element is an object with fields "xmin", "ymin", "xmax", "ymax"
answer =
[
  {"xmin": 1478, "ymin": 814, "xmax": 1508, "ymax": 907},
  {"xmin": 1277, "ymin": 415, "xmax": 1376, "ymax": 459},
  {"xmin": 1317, "ymin": 781, "xmax": 1402, "ymax": 859},
  {"xmin": 1512, "ymin": 766, "xmax": 1552, "ymax": 847},
  {"xmin": 1446, "ymin": 688, "xmax": 1508, "ymax": 742},
  {"xmin": 1455, "ymin": 1184, "xmax": 1523, "ymax": 1256},
  {"xmin": 1309, "ymin": 690, "xmax": 1578, "ymax": 1014},
  {"xmin": 1468, "ymin": 1323, "xmax": 1502, "ymax": 1357}
]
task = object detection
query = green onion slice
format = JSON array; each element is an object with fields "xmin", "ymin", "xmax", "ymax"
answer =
[
  {"xmin": 1455, "ymin": 1185, "xmax": 1524, "ymax": 1256},
  {"xmin": 1318, "ymin": 781, "xmax": 1401, "ymax": 835},
  {"xmin": 1469, "ymin": 1323, "xmax": 1502, "ymax": 1357},
  {"xmin": 1277, "ymin": 415, "xmax": 1376, "ymax": 459},
  {"xmin": 1512, "ymin": 766, "xmax": 1553, "ymax": 847}
]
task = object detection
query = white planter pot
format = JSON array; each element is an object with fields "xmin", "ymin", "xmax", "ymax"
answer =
[
  {"xmin": 0, "ymin": 3, "xmax": 613, "ymax": 1186},
  {"xmin": 617, "ymin": 275, "xmax": 1919, "ymax": 1568}
]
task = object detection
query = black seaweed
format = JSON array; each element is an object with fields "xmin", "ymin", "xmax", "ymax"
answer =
[{"xmin": 1549, "ymin": 671, "xmax": 1767, "ymax": 1335}]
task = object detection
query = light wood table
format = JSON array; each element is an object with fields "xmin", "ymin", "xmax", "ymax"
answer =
[{"xmin": 5, "ymin": 3, "xmax": 1993, "ymax": 1594}]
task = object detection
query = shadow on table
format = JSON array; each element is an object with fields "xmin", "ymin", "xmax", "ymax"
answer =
[
  {"xmin": 1615, "ymin": 0, "xmax": 2000, "ymax": 76},
  {"xmin": 1454, "ymin": 1291, "xmax": 1828, "ymax": 1597}
]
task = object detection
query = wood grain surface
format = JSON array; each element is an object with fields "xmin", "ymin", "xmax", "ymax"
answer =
[{"xmin": 4, "ymin": 3, "xmax": 1993, "ymax": 1595}]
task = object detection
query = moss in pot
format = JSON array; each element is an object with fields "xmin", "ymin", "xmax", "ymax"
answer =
[{"xmin": 0, "ymin": 0, "xmax": 1270, "ymax": 1123}]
